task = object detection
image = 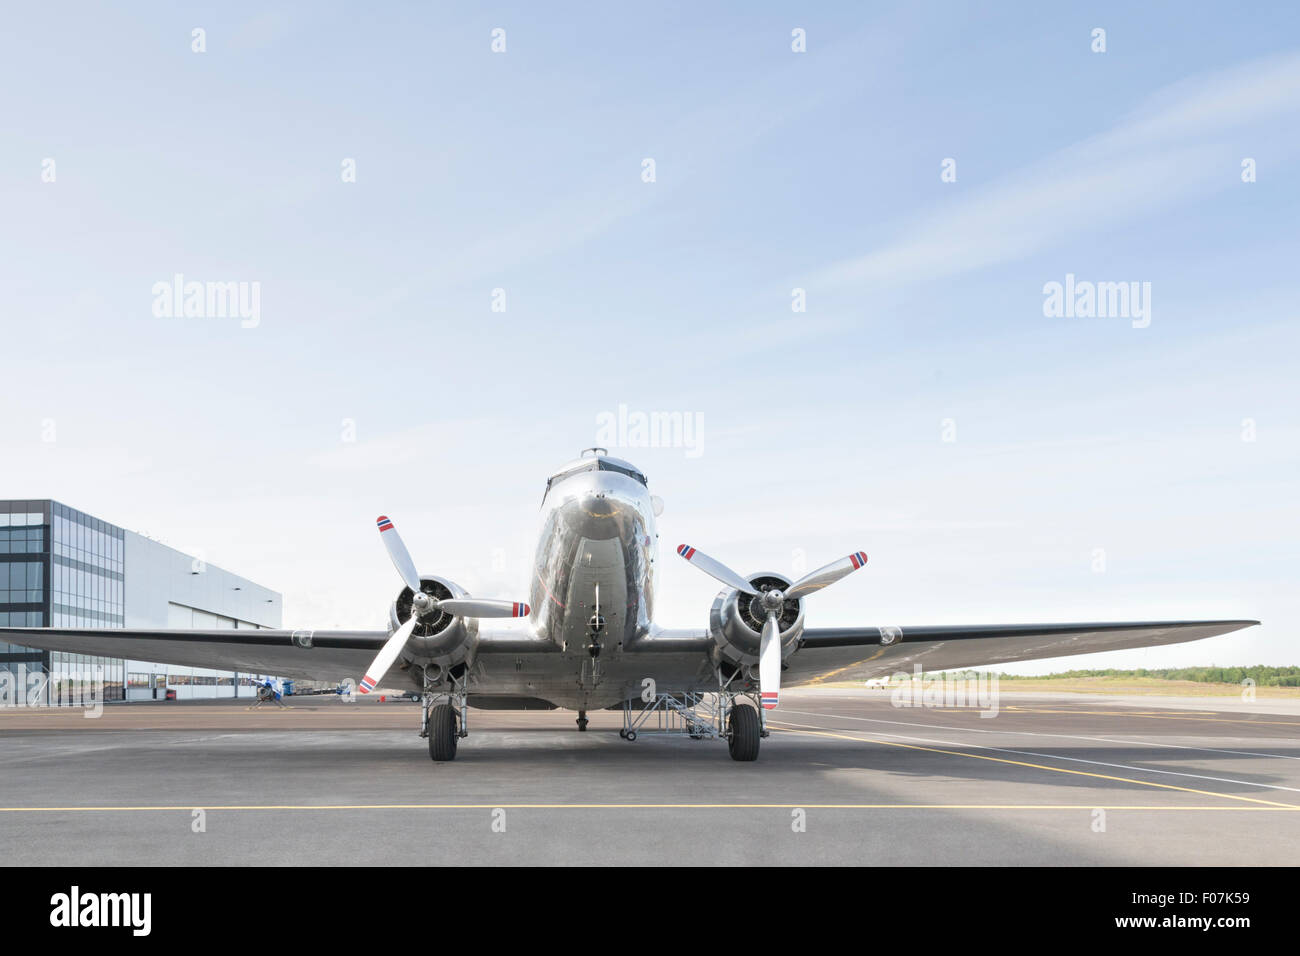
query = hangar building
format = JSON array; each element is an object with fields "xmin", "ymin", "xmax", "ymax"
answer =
[{"xmin": 0, "ymin": 499, "xmax": 282, "ymax": 704}]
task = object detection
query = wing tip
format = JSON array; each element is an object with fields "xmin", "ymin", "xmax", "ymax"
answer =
[{"xmin": 1199, "ymin": 619, "xmax": 1261, "ymax": 630}]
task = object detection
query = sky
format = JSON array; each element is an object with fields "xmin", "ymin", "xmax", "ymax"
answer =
[{"xmin": 1, "ymin": 2, "xmax": 1296, "ymax": 673}]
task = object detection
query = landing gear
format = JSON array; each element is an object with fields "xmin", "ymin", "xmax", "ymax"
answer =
[
  {"xmin": 577, "ymin": 710, "xmax": 588, "ymax": 732},
  {"xmin": 421, "ymin": 669, "xmax": 468, "ymax": 762},
  {"xmin": 727, "ymin": 703, "xmax": 761, "ymax": 761},
  {"xmin": 428, "ymin": 703, "xmax": 458, "ymax": 762}
]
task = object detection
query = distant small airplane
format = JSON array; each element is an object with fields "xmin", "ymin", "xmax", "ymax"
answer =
[{"xmin": 2, "ymin": 449, "xmax": 1258, "ymax": 762}]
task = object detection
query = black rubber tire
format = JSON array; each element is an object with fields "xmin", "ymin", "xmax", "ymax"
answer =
[
  {"xmin": 728, "ymin": 704, "xmax": 761, "ymax": 761},
  {"xmin": 625, "ymin": 730, "xmax": 637, "ymax": 741},
  {"xmin": 428, "ymin": 704, "xmax": 458, "ymax": 762}
]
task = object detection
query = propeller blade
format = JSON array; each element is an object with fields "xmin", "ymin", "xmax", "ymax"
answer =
[
  {"xmin": 759, "ymin": 612, "xmax": 781, "ymax": 710},
  {"xmin": 376, "ymin": 515, "xmax": 422, "ymax": 593},
  {"xmin": 436, "ymin": 599, "xmax": 531, "ymax": 619},
  {"xmin": 675, "ymin": 544, "xmax": 759, "ymax": 595},
  {"xmin": 784, "ymin": 551, "xmax": 868, "ymax": 601},
  {"xmin": 357, "ymin": 615, "xmax": 419, "ymax": 695}
]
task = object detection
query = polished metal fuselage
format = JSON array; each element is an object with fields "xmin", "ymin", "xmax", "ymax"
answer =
[
  {"xmin": 458, "ymin": 461, "xmax": 714, "ymax": 711},
  {"xmin": 530, "ymin": 467, "xmax": 657, "ymax": 652}
]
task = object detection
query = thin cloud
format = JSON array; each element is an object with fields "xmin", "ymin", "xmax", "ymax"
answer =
[{"xmin": 811, "ymin": 50, "xmax": 1300, "ymax": 290}]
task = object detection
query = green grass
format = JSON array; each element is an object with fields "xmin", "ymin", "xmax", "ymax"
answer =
[
  {"xmin": 986, "ymin": 666, "xmax": 1300, "ymax": 687},
  {"xmin": 833, "ymin": 666, "xmax": 1300, "ymax": 698}
]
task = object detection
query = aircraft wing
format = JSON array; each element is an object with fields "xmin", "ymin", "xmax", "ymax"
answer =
[
  {"xmin": 0, "ymin": 625, "xmax": 555, "ymax": 684},
  {"xmin": 0, "ymin": 626, "xmax": 389, "ymax": 683},
  {"xmin": 784, "ymin": 619, "xmax": 1260, "ymax": 685}
]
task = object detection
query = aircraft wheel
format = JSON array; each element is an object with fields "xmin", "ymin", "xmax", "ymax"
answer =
[
  {"xmin": 618, "ymin": 728, "xmax": 627, "ymax": 739},
  {"xmin": 428, "ymin": 704, "xmax": 458, "ymax": 762},
  {"xmin": 728, "ymin": 704, "xmax": 760, "ymax": 761},
  {"xmin": 625, "ymin": 730, "xmax": 637, "ymax": 742}
]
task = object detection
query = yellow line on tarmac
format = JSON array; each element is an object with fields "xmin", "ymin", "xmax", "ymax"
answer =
[
  {"xmin": 0, "ymin": 803, "xmax": 1297, "ymax": 812},
  {"xmin": 768, "ymin": 724, "xmax": 1300, "ymax": 809}
]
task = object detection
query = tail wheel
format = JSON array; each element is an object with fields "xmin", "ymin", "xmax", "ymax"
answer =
[
  {"xmin": 428, "ymin": 704, "xmax": 458, "ymax": 762},
  {"xmin": 727, "ymin": 703, "xmax": 761, "ymax": 761}
]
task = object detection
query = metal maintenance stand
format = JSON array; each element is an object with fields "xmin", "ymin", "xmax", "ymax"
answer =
[{"xmin": 619, "ymin": 669, "xmax": 767, "ymax": 742}]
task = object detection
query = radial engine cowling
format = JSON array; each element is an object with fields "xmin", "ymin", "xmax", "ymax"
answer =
[
  {"xmin": 708, "ymin": 572, "xmax": 805, "ymax": 677},
  {"xmin": 387, "ymin": 575, "xmax": 476, "ymax": 669}
]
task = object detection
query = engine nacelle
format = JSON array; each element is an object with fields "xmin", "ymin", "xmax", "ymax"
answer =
[
  {"xmin": 708, "ymin": 571, "xmax": 805, "ymax": 678},
  {"xmin": 387, "ymin": 574, "xmax": 476, "ymax": 670}
]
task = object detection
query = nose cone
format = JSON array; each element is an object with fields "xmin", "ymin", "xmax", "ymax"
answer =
[
  {"xmin": 555, "ymin": 474, "xmax": 647, "ymax": 540},
  {"xmin": 578, "ymin": 489, "xmax": 621, "ymax": 518},
  {"xmin": 565, "ymin": 490, "xmax": 632, "ymax": 540}
]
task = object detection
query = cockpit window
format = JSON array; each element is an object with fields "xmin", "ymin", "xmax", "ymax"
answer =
[
  {"xmin": 598, "ymin": 461, "xmax": 648, "ymax": 486},
  {"xmin": 542, "ymin": 459, "xmax": 648, "ymax": 503},
  {"xmin": 542, "ymin": 462, "xmax": 594, "ymax": 502}
]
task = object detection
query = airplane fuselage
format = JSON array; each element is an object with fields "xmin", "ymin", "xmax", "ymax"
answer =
[
  {"xmin": 531, "ymin": 458, "xmax": 658, "ymax": 658},
  {"xmin": 447, "ymin": 453, "xmax": 712, "ymax": 713}
]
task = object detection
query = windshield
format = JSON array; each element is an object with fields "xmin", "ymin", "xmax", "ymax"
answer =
[
  {"xmin": 598, "ymin": 461, "xmax": 647, "ymax": 486},
  {"xmin": 542, "ymin": 460, "xmax": 648, "ymax": 502}
]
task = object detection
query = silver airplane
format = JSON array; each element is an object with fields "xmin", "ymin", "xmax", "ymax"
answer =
[{"xmin": 1, "ymin": 449, "xmax": 1259, "ymax": 761}]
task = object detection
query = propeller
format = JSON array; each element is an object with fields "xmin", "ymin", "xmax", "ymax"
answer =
[
  {"xmin": 359, "ymin": 516, "xmax": 531, "ymax": 695},
  {"xmin": 675, "ymin": 544, "xmax": 758, "ymax": 595},
  {"xmin": 358, "ymin": 615, "xmax": 418, "ymax": 695},
  {"xmin": 676, "ymin": 544, "xmax": 868, "ymax": 711}
]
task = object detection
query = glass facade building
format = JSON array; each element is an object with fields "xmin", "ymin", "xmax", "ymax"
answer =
[{"xmin": 0, "ymin": 499, "xmax": 281, "ymax": 706}]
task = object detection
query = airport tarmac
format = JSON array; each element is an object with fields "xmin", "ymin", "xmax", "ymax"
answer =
[{"xmin": 2, "ymin": 687, "xmax": 1298, "ymax": 865}]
